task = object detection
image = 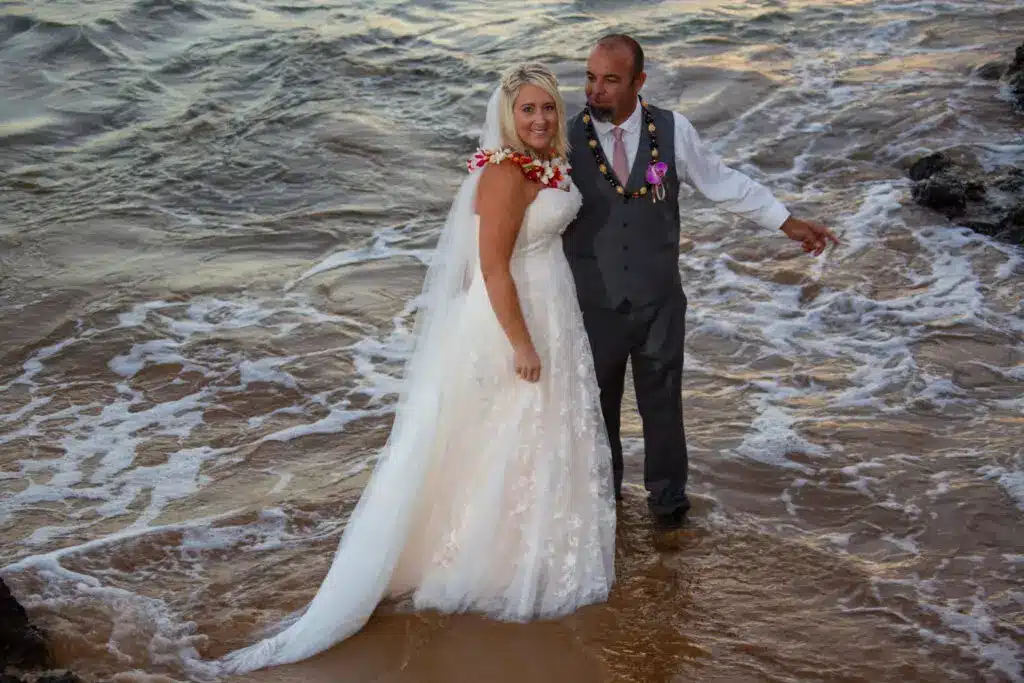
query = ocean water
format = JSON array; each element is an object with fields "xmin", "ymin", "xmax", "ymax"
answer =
[{"xmin": 1, "ymin": 1, "xmax": 1022, "ymax": 681}]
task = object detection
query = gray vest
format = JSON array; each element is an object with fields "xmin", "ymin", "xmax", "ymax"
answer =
[{"xmin": 562, "ymin": 104, "xmax": 682, "ymax": 310}]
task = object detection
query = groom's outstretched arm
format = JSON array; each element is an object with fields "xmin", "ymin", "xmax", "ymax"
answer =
[
  {"xmin": 672, "ymin": 112, "xmax": 839, "ymax": 255},
  {"xmin": 672, "ymin": 112, "xmax": 789, "ymax": 229}
]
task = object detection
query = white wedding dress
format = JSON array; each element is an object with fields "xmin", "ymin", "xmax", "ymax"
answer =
[
  {"xmin": 212, "ymin": 89, "xmax": 616, "ymax": 676},
  {"xmin": 386, "ymin": 181, "xmax": 615, "ymax": 615}
]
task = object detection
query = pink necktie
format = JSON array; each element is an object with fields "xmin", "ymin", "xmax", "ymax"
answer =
[{"xmin": 611, "ymin": 127, "xmax": 629, "ymax": 185}]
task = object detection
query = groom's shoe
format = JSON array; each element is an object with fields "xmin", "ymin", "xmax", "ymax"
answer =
[
  {"xmin": 651, "ymin": 498, "xmax": 691, "ymax": 530},
  {"xmin": 653, "ymin": 508, "xmax": 686, "ymax": 529}
]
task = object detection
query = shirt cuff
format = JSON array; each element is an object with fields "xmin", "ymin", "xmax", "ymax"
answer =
[{"xmin": 761, "ymin": 201, "xmax": 791, "ymax": 231}]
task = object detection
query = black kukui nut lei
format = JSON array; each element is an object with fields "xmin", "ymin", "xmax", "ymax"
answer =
[{"xmin": 582, "ymin": 95, "xmax": 660, "ymax": 200}]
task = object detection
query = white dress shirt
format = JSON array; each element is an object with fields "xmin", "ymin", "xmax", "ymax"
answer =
[{"xmin": 590, "ymin": 98, "xmax": 791, "ymax": 231}]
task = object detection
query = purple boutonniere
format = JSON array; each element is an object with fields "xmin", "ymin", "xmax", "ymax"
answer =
[{"xmin": 645, "ymin": 161, "xmax": 668, "ymax": 202}]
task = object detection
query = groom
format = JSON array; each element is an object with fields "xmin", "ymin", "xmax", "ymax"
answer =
[{"xmin": 562, "ymin": 34, "xmax": 839, "ymax": 528}]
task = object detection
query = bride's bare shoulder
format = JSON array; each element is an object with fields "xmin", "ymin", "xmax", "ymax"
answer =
[
  {"xmin": 476, "ymin": 161, "xmax": 533, "ymax": 212},
  {"xmin": 479, "ymin": 158, "xmax": 527, "ymax": 188}
]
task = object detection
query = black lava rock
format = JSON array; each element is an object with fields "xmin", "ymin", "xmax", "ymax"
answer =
[
  {"xmin": 994, "ymin": 168, "xmax": 1024, "ymax": 193},
  {"xmin": 965, "ymin": 180, "xmax": 987, "ymax": 202},
  {"xmin": 1008, "ymin": 41, "xmax": 1024, "ymax": 75},
  {"xmin": 1, "ymin": 578, "xmax": 49, "ymax": 671},
  {"xmin": 1010, "ymin": 71, "xmax": 1024, "ymax": 106},
  {"xmin": 975, "ymin": 61, "xmax": 1005, "ymax": 80},
  {"xmin": 911, "ymin": 173, "xmax": 967, "ymax": 218},
  {"xmin": 908, "ymin": 152, "xmax": 950, "ymax": 181},
  {"xmin": 1007, "ymin": 41, "xmax": 1024, "ymax": 110},
  {"xmin": 907, "ymin": 151, "xmax": 1023, "ymax": 246},
  {"xmin": 37, "ymin": 673, "xmax": 88, "ymax": 683}
]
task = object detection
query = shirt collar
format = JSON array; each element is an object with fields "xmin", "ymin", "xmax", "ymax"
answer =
[{"xmin": 592, "ymin": 96, "xmax": 643, "ymax": 136}]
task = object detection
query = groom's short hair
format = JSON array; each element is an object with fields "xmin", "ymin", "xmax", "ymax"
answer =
[{"xmin": 597, "ymin": 34, "xmax": 644, "ymax": 80}]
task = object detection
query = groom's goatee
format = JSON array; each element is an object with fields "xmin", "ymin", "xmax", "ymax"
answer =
[{"xmin": 587, "ymin": 103, "xmax": 614, "ymax": 122}]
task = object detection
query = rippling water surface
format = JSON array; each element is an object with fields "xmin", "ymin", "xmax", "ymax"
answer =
[{"xmin": 1, "ymin": 1, "xmax": 1022, "ymax": 681}]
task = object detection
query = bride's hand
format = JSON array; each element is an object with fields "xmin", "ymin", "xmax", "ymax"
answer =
[{"xmin": 514, "ymin": 344, "xmax": 542, "ymax": 383}]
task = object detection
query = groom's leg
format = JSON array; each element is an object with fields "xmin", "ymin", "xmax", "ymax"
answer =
[
  {"xmin": 579, "ymin": 304, "xmax": 631, "ymax": 499},
  {"xmin": 630, "ymin": 288, "xmax": 690, "ymax": 519}
]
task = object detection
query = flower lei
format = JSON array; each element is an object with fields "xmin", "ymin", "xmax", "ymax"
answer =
[
  {"xmin": 466, "ymin": 147, "xmax": 570, "ymax": 189},
  {"xmin": 583, "ymin": 95, "xmax": 668, "ymax": 202}
]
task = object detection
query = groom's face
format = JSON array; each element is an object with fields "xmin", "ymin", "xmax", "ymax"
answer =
[{"xmin": 585, "ymin": 45, "xmax": 645, "ymax": 124}]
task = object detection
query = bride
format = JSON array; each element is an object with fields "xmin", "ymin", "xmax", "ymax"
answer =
[{"xmin": 215, "ymin": 63, "xmax": 617, "ymax": 674}]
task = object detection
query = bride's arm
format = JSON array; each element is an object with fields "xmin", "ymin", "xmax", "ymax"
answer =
[{"xmin": 477, "ymin": 162, "xmax": 541, "ymax": 382}]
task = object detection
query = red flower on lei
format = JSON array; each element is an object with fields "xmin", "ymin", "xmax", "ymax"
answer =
[{"xmin": 466, "ymin": 147, "xmax": 570, "ymax": 190}]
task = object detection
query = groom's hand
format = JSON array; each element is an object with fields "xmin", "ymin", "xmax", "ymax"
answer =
[{"xmin": 780, "ymin": 217, "xmax": 840, "ymax": 256}]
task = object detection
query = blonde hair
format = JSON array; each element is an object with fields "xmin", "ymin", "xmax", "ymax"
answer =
[{"xmin": 497, "ymin": 63, "xmax": 569, "ymax": 159}]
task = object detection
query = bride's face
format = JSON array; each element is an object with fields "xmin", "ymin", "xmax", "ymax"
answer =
[{"xmin": 513, "ymin": 83, "xmax": 558, "ymax": 155}]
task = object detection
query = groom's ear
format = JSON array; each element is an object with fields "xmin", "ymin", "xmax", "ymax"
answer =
[{"xmin": 633, "ymin": 71, "xmax": 647, "ymax": 91}]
